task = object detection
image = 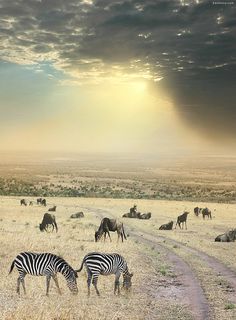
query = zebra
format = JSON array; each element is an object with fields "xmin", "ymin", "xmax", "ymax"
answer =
[
  {"xmin": 9, "ymin": 252, "xmax": 78, "ymax": 296},
  {"xmin": 76, "ymin": 252, "xmax": 133, "ymax": 296}
]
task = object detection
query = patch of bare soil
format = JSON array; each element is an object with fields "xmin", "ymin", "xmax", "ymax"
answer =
[
  {"xmin": 144, "ymin": 232, "xmax": 236, "ymax": 304},
  {"xmin": 132, "ymin": 233, "xmax": 210, "ymax": 320}
]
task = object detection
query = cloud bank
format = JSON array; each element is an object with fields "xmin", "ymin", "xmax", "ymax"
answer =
[{"xmin": 0, "ymin": 0, "xmax": 236, "ymax": 139}]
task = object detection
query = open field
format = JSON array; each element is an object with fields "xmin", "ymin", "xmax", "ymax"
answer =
[
  {"xmin": 0, "ymin": 196, "xmax": 236, "ymax": 320},
  {"xmin": 0, "ymin": 154, "xmax": 236, "ymax": 202}
]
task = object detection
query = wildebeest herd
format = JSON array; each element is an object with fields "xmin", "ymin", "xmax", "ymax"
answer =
[{"xmin": 12, "ymin": 199, "xmax": 235, "ymax": 297}]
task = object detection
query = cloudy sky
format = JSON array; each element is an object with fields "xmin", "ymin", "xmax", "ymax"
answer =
[{"xmin": 0, "ymin": 0, "xmax": 235, "ymax": 156}]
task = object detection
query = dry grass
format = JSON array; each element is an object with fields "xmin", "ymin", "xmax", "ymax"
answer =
[
  {"xmin": 0, "ymin": 196, "xmax": 192, "ymax": 320},
  {"xmin": 1, "ymin": 196, "xmax": 236, "ymax": 319}
]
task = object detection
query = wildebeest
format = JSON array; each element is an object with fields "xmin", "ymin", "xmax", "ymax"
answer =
[
  {"xmin": 215, "ymin": 229, "xmax": 236, "ymax": 242},
  {"xmin": 20, "ymin": 199, "xmax": 27, "ymax": 206},
  {"xmin": 122, "ymin": 206, "xmax": 151, "ymax": 220},
  {"xmin": 194, "ymin": 207, "xmax": 202, "ymax": 217},
  {"xmin": 70, "ymin": 212, "xmax": 84, "ymax": 219},
  {"xmin": 123, "ymin": 205, "xmax": 139, "ymax": 218},
  {"xmin": 95, "ymin": 217, "xmax": 127, "ymax": 242},
  {"xmin": 175, "ymin": 212, "xmax": 189, "ymax": 229},
  {"xmin": 48, "ymin": 206, "xmax": 56, "ymax": 212},
  {"xmin": 39, "ymin": 213, "xmax": 58, "ymax": 232},
  {"xmin": 202, "ymin": 207, "xmax": 212, "ymax": 219},
  {"xmin": 129, "ymin": 205, "xmax": 137, "ymax": 217},
  {"xmin": 139, "ymin": 212, "xmax": 151, "ymax": 220},
  {"xmin": 159, "ymin": 221, "xmax": 174, "ymax": 230},
  {"xmin": 41, "ymin": 198, "xmax": 47, "ymax": 206},
  {"xmin": 37, "ymin": 198, "xmax": 42, "ymax": 205},
  {"xmin": 37, "ymin": 198, "xmax": 46, "ymax": 206}
]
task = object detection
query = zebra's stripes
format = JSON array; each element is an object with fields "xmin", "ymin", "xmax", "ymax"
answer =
[
  {"xmin": 9, "ymin": 252, "xmax": 78, "ymax": 295},
  {"xmin": 76, "ymin": 252, "xmax": 133, "ymax": 296}
]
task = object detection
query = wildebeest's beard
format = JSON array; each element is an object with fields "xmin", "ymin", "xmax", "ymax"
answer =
[
  {"xmin": 39, "ymin": 223, "xmax": 44, "ymax": 231},
  {"xmin": 95, "ymin": 231, "xmax": 102, "ymax": 242}
]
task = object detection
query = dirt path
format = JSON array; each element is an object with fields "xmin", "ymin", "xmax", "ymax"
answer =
[
  {"xmin": 132, "ymin": 230, "xmax": 236, "ymax": 304},
  {"xmin": 131, "ymin": 232, "xmax": 210, "ymax": 320}
]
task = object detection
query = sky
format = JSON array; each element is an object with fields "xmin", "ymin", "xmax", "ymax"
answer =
[{"xmin": 0, "ymin": 0, "xmax": 236, "ymax": 157}]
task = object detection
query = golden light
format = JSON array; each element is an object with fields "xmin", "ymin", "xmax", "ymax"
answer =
[{"xmin": 129, "ymin": 81, "xmax": 147, "ymax": 93}]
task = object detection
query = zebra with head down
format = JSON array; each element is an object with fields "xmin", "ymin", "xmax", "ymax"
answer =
[
  {"xmin": 76, "ymin": 252, "xmax": 133, "ymax": 296},
  {"xmin": 9, "ymin": 252, "xmax": 78, "ymax": 296}
]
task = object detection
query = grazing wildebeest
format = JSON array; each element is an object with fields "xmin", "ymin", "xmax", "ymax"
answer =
[
  {"xmin": 215, "ymin": 229, "xmax": 236, "ymax": 242},
  {"xmin": 139, "ymin": 212, "xmax": 152, "ymax": 220},
  {"xmin": 95, "ymin": 218, "xmax": 127, "ymax": 242},
  {"xmin": 194, "ymin": 207, "xmax": 202, "ymax": 217},
  {"xmin": 76, "ymin": 252, "xmax": 133, "ymax": 296},
  {"xmin": 159, "ymin": 221, "xmax": 174, "ymax": 230},
  {"xmin": 20, "ymin": 199, "xmax": 27, "ymax": 206},
  {"xmin": 70, "ymin": 212, "xmax": 84, "ymax": 219},
  {"xmin": 48, "ymin": 206, "xmax": 56, "ymax": 212},
  {"xmin": 39, "ymin": 213, "xmax": 58, "ymax": 232},
  {"xmin": 202, "ymin": 207, "xmax": 212, "ymax": 219},
  {"xmin": 175, "ymin": 212, "xmax": 189, "ymax": 229}
]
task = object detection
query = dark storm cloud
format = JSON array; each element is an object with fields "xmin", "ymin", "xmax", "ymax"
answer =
[{"xmin": 0, "ymin": 0, "xmax": 236, "ymax": 138}]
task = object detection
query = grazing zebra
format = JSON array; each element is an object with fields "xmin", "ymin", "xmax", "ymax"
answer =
[
  {"xmin": 76, "ymin": 252, "xmax": 133, "ymax": 296},
  {"xmin": 9, "ymin": 252, "xmax": 78, "ymax": 296}
]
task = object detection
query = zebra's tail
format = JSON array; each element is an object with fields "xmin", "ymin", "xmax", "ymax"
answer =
[
  {"xmin": 9, "ymin": 260, "xmax": 15, "ymax": 275},
  {"xmin": 122, "ymin": 223, "xmax": 127, "ymax": 240},
  {"xmin": 75, "ymin": 258, "xmax": 85, "ymax": 273}
]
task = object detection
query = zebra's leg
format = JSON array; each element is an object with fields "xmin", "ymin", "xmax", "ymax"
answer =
[
  {"xmin": 17, "ymin": 272, "xmax": 26, "ymax": 295},
  {"xmin": 52, "ymin": 274, "xmax": 61, "ymax": 295},
  {"xmin": 92, "ymin": 275, "xmax": 100, "ymax": 296},
  {"xmin": 46, "ymin": 275, "xmax": 51, "ymax": 296},
  {"xmin": 21, "ymin": 276, "xmax": 26, "ymax": 294},
  {"xmin": 87, "ymin": 270, "xmax": 92, "ymax": 296},
  {"xmin": 114, "ymin": 272, "xmax": 121, "ymax": 295},
  {"xmin": 17, "ymin": 276, "xmax": 21, "ymax": 294}
]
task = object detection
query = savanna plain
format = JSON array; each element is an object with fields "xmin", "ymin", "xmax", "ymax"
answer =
[{"xmin": 0, "ymin": 155, "xmax": 236, "ymax": 320}]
